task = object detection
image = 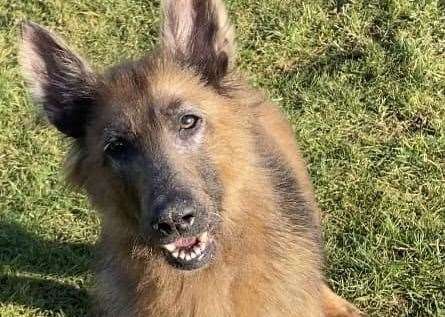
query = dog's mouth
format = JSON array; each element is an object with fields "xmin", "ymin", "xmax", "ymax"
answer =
[{"xmin": 161, "ymin": 232, "xmax": 215, "ymax": 270}]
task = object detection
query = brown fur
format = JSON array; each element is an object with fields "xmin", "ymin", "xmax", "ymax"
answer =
[
  {"xmin": 77, "ymin": 61, "xmax": 325, "ymax": 316},
  {"xmin": 19, "ymin": 1, "xmax": 364, "ymax": 316}
]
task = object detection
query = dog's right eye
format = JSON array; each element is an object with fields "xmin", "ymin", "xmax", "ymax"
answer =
[{"xmin": 104, "ymin": 138, "xmax": 132, "ymax": 161}]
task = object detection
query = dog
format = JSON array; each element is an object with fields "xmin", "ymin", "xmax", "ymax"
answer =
[{"xmin": 19, "ymin": 0, "xmax": 363, "ymax": 316}]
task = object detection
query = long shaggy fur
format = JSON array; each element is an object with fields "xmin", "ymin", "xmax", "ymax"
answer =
[{"xmin": 19, "ymin": 1, "xmax": 364, "ymax": 316}]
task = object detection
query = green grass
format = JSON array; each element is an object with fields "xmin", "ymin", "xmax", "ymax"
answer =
[{"xmin": 0, "ymin": 0, "xmax": 444, "ymax": 316}]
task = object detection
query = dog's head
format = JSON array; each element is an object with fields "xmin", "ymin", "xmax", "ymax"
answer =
[{"xmin": 19, "ymin": 0, "xmax": 252, "ymax": 271}]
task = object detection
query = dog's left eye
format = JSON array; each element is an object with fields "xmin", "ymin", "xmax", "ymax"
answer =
[{"xmin": 180, "ymin": 114, "xmax": 200, "ymax": 130}]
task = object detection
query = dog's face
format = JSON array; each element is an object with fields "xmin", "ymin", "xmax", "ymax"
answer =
[
  {"xmin": 95, "ymin": 63, "xmax": 229, "ymax": 270},
  {"xmin": 20, "ymin": 0, "xmax": 243, "ymax": 271}
]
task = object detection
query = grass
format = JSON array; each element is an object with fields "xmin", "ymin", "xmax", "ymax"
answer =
[{"xmin": 0, "ymin": 0, "xmax": 444, "ymax": 316}]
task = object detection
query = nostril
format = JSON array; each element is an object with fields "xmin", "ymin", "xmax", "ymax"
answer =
[
  {"xmin": 153, "ymin": 221, "xmax": 174, "ymax": 236},
  {"xmin": 177, "ymin": 210, "xmax": 195, "ymax": 232},
  {"xmin": 182, "ymin": 212, "xmax": 195, "ymax": 226}
]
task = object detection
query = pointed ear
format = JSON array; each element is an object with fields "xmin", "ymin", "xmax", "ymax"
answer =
[
  {"xmin": 19, "ymin": 22, "xmax": 97, "ymax": 138},
  {"xmin": 161, "ymin": 0, "xmax": 235, "ymax": 85}
]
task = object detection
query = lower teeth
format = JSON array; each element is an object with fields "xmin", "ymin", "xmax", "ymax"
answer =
[
  {"xmin": 163, "ymin": 232, "xmax": 210, "ymax": 262},
  {"xmin": 171, "ymin": 244, "xmax": 206, "ymax": 261}
]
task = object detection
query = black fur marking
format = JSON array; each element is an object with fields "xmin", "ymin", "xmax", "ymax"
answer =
[
  {"xmin": 198, "ymin": 152, "xmax": 224, "ymax": 214},
  {"xmin": 254, "ymin": 128, "xmax": 321, "ymax": 244},
  {"xmin": 44, "ymin": 94, "xmax": 95, "ymax": 138}
]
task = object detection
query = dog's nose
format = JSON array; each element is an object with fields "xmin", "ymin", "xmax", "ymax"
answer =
[{"xmin": 151, "ymin": 205, "xmax": 196, "ymax": 237}]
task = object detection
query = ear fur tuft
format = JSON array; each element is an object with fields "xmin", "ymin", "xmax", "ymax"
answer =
[
  {"xmin": 19, "ymin": 21, "xmax": 97, "ymax": 138},
  {"xmin": 161, "ymin": 0, "xmax": 235, "ymax": 84}
]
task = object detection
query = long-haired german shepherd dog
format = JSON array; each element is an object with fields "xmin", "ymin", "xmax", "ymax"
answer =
[{"xmin": 19, "ymin": 0, "xmax": 364, "ymax": 316}]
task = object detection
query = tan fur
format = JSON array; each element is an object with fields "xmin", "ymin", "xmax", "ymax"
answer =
[
  {"xmin": 63, "ymin": 62, "xmax": 362, "ymax": 316},
  {"xmin": 322, "ymin": 285, "xmax": 364, "ymax": 317},
  {"xmin": 19, "ymin": 1, "xmax": 364, "ymax": 316}
]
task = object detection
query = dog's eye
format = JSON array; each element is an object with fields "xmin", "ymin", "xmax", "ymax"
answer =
[
  {"xmin": 180, "ymin": 114, "xmax": 200, "ymax": 130},
  {"xmin": 104, "ymin": 138, "xmax": 131, "ymax": 161}
]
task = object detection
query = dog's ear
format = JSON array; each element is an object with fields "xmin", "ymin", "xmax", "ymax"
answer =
[
  {"xmin": 161, "ymin": 0, "xmax": 235, "ymax": 85},
  {"xmin": 19, "ymin": 22, "xmax": 97, "ymax": 138}
]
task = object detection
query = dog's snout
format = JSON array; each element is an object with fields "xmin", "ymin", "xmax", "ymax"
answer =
[{"xmin": 151, "ymin": 202, "xmax": 197, "ymax": 237}]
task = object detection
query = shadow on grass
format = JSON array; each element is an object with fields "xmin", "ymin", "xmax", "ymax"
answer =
[{"xmin": 0, "ymin": 221, "xmax": 92, "ymax": 316}]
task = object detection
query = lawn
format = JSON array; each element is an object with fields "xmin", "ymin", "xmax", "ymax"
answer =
[{"xmin": 0, "ymin": 0, "xmax": 444, "ymax": 316}]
